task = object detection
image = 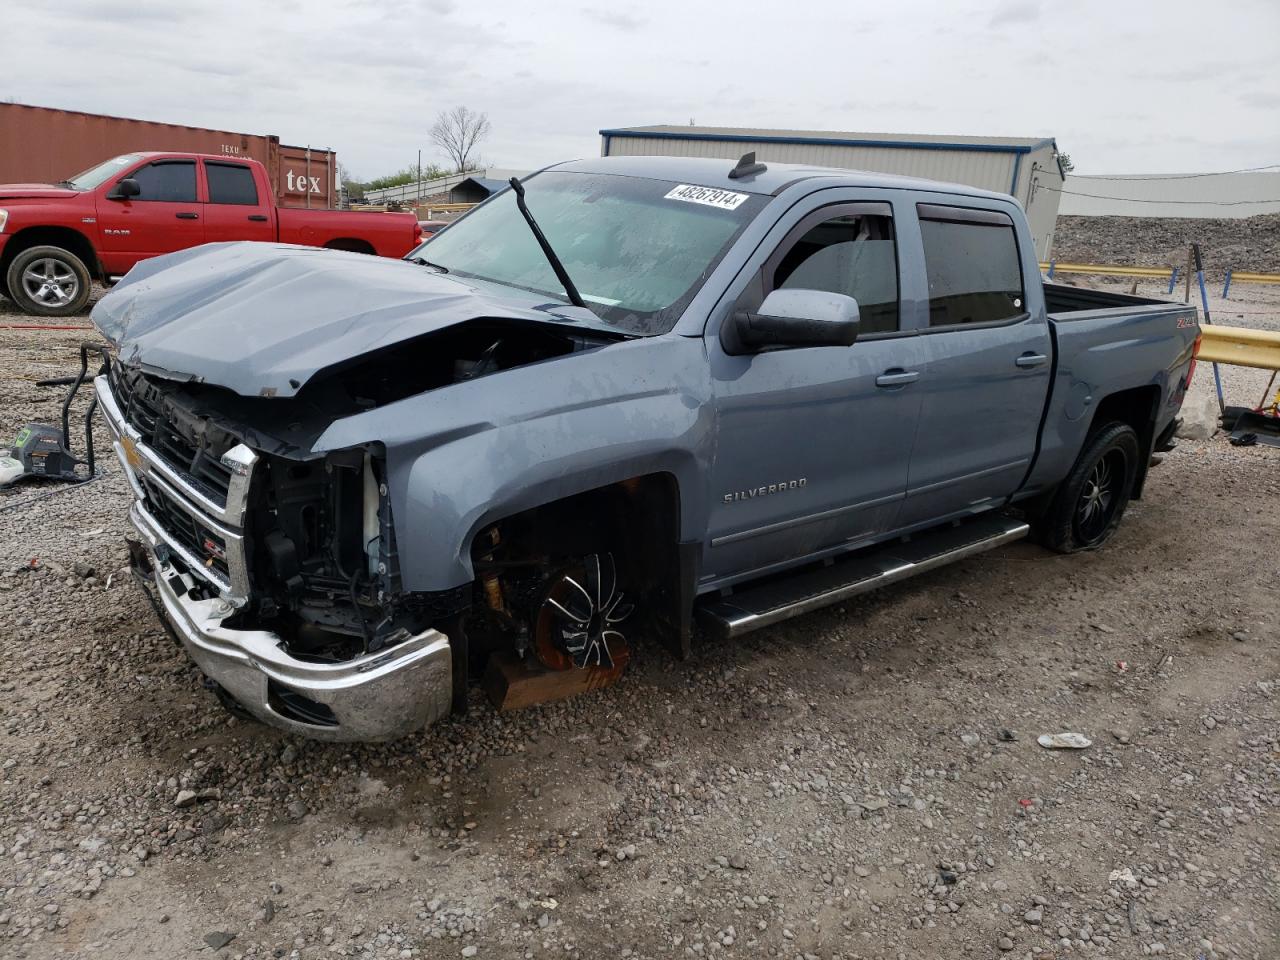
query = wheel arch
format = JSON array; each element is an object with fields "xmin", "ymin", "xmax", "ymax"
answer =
[
  {"xmin": 1087, "ymin": 384, "xmax": 1160, "ymax": 499},
  {"xmin": 322, "ymin": 237, "xmax": 376, "ymax": 255},
  {"xmin": 468, "ymin": 472, "xmax": 696, "ymax": 659},
  {"xmin": 0, "ymin": 226, "xmax": 103, "ymax": 281}
]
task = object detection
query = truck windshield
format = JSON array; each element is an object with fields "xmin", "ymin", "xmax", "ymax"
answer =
[
  {"xmin": 61, "ymin": 154, "xmax": 144, "ymax": 191},
  {"xmin": 410, "ymin": 171, "xmax": 767, "ymax": 334}
]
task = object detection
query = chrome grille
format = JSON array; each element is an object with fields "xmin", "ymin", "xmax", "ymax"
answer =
[
  {"xmin": 137, "ymin": 474, "xmax": 231, "ymax": 582},
  {"xmin": 96, "ymin": 373, "xmax": 257, "ymax": 601},
  {"xmin": 112, "ymin": 368, "xmax": 233, "ymax": 505}
]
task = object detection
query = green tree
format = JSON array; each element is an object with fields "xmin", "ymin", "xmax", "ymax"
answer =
[
  {"xmin": 364, "ymin": 163, "xmax": 448, "ymax": 192},
  {"xmin": 1058, "ymin": 152, "xmax": 1075, "ymax": 173}
]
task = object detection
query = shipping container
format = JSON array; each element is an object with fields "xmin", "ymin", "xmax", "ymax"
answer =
[{"xmin": 0, "ymin": 102, "xmax": 337, "ymax": 209}]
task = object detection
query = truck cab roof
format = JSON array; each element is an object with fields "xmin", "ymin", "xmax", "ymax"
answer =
[{"xmin": 546, "ymin": 155, "xmax": 1020, "ymax": 207}]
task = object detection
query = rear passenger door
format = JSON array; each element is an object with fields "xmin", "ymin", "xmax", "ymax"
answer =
[
  {"xmin": 895, "ymin": 202, "xmax": 1053, "ymax": 528},
  {"xmin": 202, "ymin": 161, "xmax": 275, "ymax": 243}
]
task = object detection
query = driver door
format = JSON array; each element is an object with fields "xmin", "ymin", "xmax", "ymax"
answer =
[
  {"xmin": 95, "ymin": 158, "xmax": 204, "ymax": 275},
  {"xmin": 703, "ymin": 200, "xmax": 926, "ymax": 586}
]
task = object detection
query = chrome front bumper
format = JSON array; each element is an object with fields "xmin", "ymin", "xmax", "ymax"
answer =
[{"xmin": 96, "ymin": 374, "xmax": 454, "ymax": 741}]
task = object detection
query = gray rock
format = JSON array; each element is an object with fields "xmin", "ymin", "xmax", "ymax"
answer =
[
  {"xmin": 728, "ymin": 853, "xmax": 747, "ymax": 870},
  {"xmin": 997, "ymin": 936, "xmax": 1014, "ymax": 951},
  {"xmin": 204, "ymin": 931, "xmax": 236, "ymax": 950},
  {"xmin": 286, "ymin": 800, "xmax": 308, "ymax": 821},
  {"xmin": 174, "ymin": 790, "xmax": 197, "ymax": 809},
  {"xmin": 1176, "ymin": 391, "xmax": 1217, "ymax": 440},
  {"xmin": 1025, "ymin": 908, "xmax": 1043, "ymax": 925}
]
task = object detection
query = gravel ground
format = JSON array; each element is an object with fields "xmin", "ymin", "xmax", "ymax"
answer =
[
  {"xmin": 1054, "ymin": 214, "xmax": 1280, "ymax": 278},
  {"xmin": 1, "ymin": 271, "xmax": 1277, "ymax": 960}
]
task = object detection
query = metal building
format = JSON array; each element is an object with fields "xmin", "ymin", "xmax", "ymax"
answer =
[{"xmin": 600, "ymin": 125, "xmax": 1066, "ymax": 258}]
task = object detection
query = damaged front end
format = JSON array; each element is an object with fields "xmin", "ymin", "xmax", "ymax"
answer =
[
  {"xmin": 90, "ymin": 243, "xmax": 632, "ymax": 738},
  {"xmin": 96, "ymin": 360, "xmax": 462, "ymax": 740}
]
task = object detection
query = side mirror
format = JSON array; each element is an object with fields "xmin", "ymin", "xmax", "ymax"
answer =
[
  {"xmin": 108, "ymin": 178, "xmax": 140, "ymax": 200},
  {"xmin": 728, "ymin": 289, "xmax": 861, "ymax": 353}
]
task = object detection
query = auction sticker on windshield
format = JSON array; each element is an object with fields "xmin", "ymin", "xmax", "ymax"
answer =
[{"xmin": 664, "ymin": 184, "xmax": 750, "ymax": 210}]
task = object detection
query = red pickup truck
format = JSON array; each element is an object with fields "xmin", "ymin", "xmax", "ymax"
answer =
[{"xmin": 0, "ymin": 152, "xmax": 421, "ymax": 316}]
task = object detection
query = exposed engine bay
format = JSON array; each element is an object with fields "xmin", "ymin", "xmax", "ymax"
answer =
[{"xmin": 108, "ymin": 318, "xmax": 618, "ymax": 669}]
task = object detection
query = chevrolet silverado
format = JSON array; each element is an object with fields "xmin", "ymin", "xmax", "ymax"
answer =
[{"xmin": 89, "ymin": 155, "xmax": 1201, "ymax": 740}]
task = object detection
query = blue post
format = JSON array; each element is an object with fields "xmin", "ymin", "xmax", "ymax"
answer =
[
  {"xmin": 1047, "ymin": 261, "xmax": 1055, "ymax": 280},
  {"xmin": 1222, "ymin": 269, "xmax": 1232, "ymax": 299},
  {"xmin": 1167, "ymin": 267, "xmax": 1178, "ymax": 295},
  {"xmin": 1193, "ymin": 244, "xmax": 1226, "ymax": 417}
]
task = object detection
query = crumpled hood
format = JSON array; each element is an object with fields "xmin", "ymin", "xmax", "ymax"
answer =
[
  {"xmin": 92, "ymin": 241, "xmax": 605, "ymax": 398},
  {"xmin": 0, "ymin": 183, "xmax": 79, "ymax": 199}
]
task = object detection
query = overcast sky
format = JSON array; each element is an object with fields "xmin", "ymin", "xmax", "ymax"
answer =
[{"xmin": 7, "ymin": 0, "xmax": 1278, "ymax": 180}]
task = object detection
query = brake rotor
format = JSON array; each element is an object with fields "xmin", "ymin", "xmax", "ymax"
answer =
[{"xmin": 534, "ymin": 553, "xmax": 634, "ymax": 671}]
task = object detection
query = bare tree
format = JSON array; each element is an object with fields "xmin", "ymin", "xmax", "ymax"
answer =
[{"xmin": 431, "ymin": 106, "xmax": 491, "ymax": 173}]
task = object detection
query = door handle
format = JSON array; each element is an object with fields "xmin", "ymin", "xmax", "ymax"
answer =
[
  {"xmin": 247, "ymin": 214, "xmax": 269, "ymax": 222},
  {"xmin": 875, "ymin": 369, "xmax": 920, "ymax": 388},
  {"xmin": 175, "ymin": 212, "xmax": 199, "ymax": 220},
  {"xmin": 1015, "ymin": 353, "xmax": 1048, "ymax": 368}
]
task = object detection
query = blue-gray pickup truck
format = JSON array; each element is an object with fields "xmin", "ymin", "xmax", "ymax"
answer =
[{"xmin": 90, "ymin": 154, "xmax": 1201, "ymax": 740}]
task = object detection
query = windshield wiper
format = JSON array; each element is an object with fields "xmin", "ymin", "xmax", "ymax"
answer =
[
  {"xmin": 507, "ymin": 177, "xmax": 587, "ymax": 309},
  {"xmin": 407, "ymin": 256, "xmax": 449, "ymax": 273}
]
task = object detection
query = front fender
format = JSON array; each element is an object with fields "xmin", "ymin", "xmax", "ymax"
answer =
[{"xmin": 314, "ymin": 335, "xmax": 712, "ymax": 591}]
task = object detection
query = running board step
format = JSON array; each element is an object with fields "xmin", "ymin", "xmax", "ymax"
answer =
[{"xmin": 696, "ymin": 514, "xmax": 1030, "ymax": 640}]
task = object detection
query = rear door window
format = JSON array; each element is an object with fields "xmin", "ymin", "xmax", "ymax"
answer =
[
  {"xmin": 917, "ymin": 204, "xmax": 1025, "ymax": 327},
  {"xmin": 205, "ymin": 162, "xmax": 259, "ymax": 205},
  {"xmin": 767, "ymin": 207, "xmax": 900, "ymax": 333},
  {"xmin": 129, "ymin": 160, "xmax": 198, "ymax": 203}
]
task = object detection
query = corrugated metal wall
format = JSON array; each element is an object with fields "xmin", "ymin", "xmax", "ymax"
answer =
[
  {"xmin": 1017, "ymin": 144, "xmax": 1064, "ymax": 259},
  {"xmin": 603, "ymin": 132, "xmax": 1064, "ymax": 258},
  {"xmin": 605, "ymin": 134, "xmax": 1018, "ymax": 195}
]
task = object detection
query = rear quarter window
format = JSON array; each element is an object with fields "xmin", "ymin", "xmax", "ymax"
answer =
[
  {"xmin": 206, "ymin": 163, "xmax": 259, "ymax": 205},
  {"xmin": 917, "ymin": 206, "xmax": 1025, "ymax": 327}
]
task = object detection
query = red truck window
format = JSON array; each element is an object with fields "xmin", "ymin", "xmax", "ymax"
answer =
[
  {"xmin": 130, "ymin": 160, "xmax": 198, "ymax": 203},
  {"xmin": 205, "ymin": 162, "xmax": 259, "ymax": 205}
]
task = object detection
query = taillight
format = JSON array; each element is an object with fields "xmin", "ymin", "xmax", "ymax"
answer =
[{"xmin": 1186, "ymin": 333, "xmax": 1202, "ymax": 388}]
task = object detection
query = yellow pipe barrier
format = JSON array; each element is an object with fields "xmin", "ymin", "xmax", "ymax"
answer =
[
  {"xmin": 1197, "ymin": 325, "xmax": 1280, "ymax": 372},
  {"xmin": 1228, "ymin": 271, "xmax": 1280, "ymax": 285},
  {"xmin": 1039, "ymin": 261, "xmax": 1176, "ymax": 280}
]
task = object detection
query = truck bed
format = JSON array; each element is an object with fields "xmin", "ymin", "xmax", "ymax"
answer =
[
  {"xmin": 1044, "ymin": 281, "xmax": 1171, "ymax": 315},
  {"xmin": 1025, "ymin": 283, "xmax": 1199, "ymax": 496}
]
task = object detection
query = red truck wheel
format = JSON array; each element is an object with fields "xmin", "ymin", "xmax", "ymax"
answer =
[{"xmin": 5, "ymin": 245, "xmax": 93, "ymax": 317}]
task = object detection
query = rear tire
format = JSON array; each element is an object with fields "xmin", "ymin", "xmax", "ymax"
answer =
[
  {"xmin": 5, "ymin": 245, "xmax": 93, "ymax": 317},
  {"xmin": 1038, "ymin": 422, "xmax": 1140, "ymax": 553}
]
